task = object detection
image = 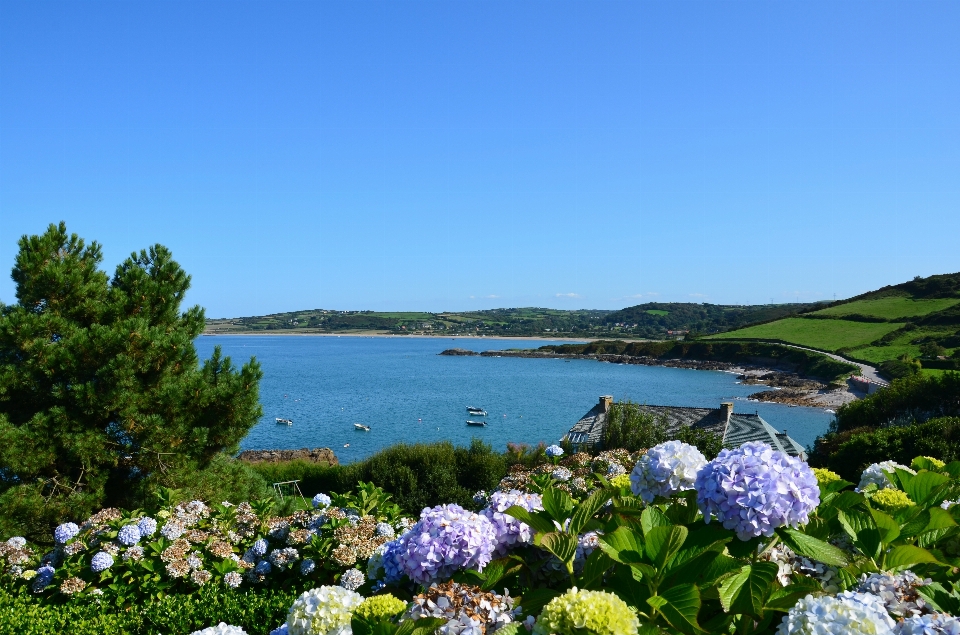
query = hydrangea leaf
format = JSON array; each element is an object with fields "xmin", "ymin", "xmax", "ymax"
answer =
[
  {"xmin": 884, "ymin": 544, "xmax": 942, "ymax": 571},
  {"xmin": 598, "ymin": 526, "xmax": 645, "ymax": 565},
  {"xmin": 503, "ymin": 506, "xmax": 555, "ymax": 536},
  {"xmin": 569, "ymin": 488, "xmax": 612, "ymax": 536},
  {"xmin": 775, "ymin": 527, "xmax": 850, "ymax": 567},
  {"xmin": 644, "ymin": 525, "xmax": 688, "ymax": 570},
  {"xmin": 902, "ymin": 470, "xmax": 950, "ymax": 506},
  {"xmin": 640, "ymin": 507, "xmax": 671, "ymax": 537},
  {"xmin": 541, "ymin": 488, "xmax": 574, "ymax": 524},
  {"xmin": 657, "ymin": 582, "xmax": 703, "ymax": 635},
  {"xmin": 479, "ymin": 557, "xmax": 522, "ymax": 591},
  {"xmin": 539, "ymin": 532, "xmax": 578, "ymax": 569},
  {"xmin": 577, "ymin": 548, "xmax": 614, "ymax": 589},
  {"xmin": 765, "ymin": 575, "xmax": 824, "ymax": 611},
  {"xmin": 943, "ymin": 462, "xmax": 960, "ymax": 478},
  {"xmin": 916, "ymin": 581, "xmax": 960, "ymax": 614},
  {"xmin": 394, "ymin": 617, "xmax": 448, "ymax": 635},
  {"xmin": 515, "ymin": 588, "xmax": 562, "ymax": 619},
  {"xmin": 866, "ymin": 509, "xmax": 900, "ymax": 546},
  {"xmin": 837, "ymin": 509, "xmax": 882, "ymax": 561},
  {"xmin": 718, "ymin": 562, "xmax": 779, "ymax": 619}
]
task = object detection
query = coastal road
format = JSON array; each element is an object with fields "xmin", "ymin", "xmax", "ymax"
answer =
[{"xmin": 763, "ymin": 342, "xmax": 889, "ymax": 387}]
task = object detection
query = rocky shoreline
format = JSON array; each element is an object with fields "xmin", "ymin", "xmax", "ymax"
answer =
[
  {"xmin": 440, "ymin": 348, "xmax": 861, "ymax": 408},
  {"xmin": 237, "ymin": 447, "xmax": 339, "ymax": 465}
]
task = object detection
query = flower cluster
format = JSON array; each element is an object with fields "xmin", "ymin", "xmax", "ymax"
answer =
[
  {"xmin": 285, "ymin": 585, "xmax": 363, "ymax": 635},
  {"xmin": 761, "ymin": 545, "xmax": 840, "ymax": 593},
  {"xmin": 532, "ymin": 587, "xmax": 639, "ymax": 635},
  {"xmin": 545, "ymin": 445, "xmax": 564, "ymax": 458},
  {"xmin": 813, "ymin": 468, "xmax": 842, "ymax": 486},
  {"xmin": 405, "ymin": 581, "xmax": 517, "ymax": 634},
  {"xmin": 388, "ymin": 504, "xmax": 497, "ymax": 585},
  {"xmin": 190, "ymin": 624, "xmax": 248, "ymax": 635},
  {"xmin": 897, "ymin": 613, "xmax": 960, "ymax": 634},
  {"xmin": 872, "ymin": 488, "xmax": 917, "ymax": 513},
  {"xmin": 480, "ymin": 490, "xmax": 544, "ymax": 556},
  {"xmin": 354, "ymin": 593, "xmax": 407, "ymax": 622},
  {"xmin": 857, "ymin": 571, "xmax": 932, "ymax": 618},
  {"xmin": 858, "ymin": 461, "xmax": 915, "ymax": 492},
  {"xmin": 696, "ymin": 441, "xmax": 820, "ymax": 540},
  {"xmin": 777, "ymin": 592, "xmax": 896, "ymax": 634},
  {"xmin": 630, "ymin": 440, "xmax": 706, "ymax": 503}
]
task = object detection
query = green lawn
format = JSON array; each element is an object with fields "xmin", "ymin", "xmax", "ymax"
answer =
[
  {"xmin": 645, "ymin": 310, "xmax": 669, "ymax": 316},
  {"xmin": 706, "ymin": 318, "xmax": 904, "ymax": 352},
  {"xmin": 809, "ymin": 296, "xmax": 960, "ymax": 320}
]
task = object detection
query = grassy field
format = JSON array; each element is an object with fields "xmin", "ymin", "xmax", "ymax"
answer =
[
  {"xmin": 809, "ymin": 296, "xmax": 960, "ymax": 320},
  {"xmin": 645, "ymin": 309, "xmax": 670, "ymax": 316},
  {"xmin": 705, "ymin": 317, "xmax": 904, "ymax": 352}
]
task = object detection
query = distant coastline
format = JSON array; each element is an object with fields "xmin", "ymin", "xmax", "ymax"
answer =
[{"xmin": 202, "ymin": 330, "xmax": 599, "ymax": 342}]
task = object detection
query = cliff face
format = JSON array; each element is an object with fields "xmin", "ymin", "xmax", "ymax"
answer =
[{"xmin": 237, "ymin": 447, "xmax": 339, "ymax": 465}]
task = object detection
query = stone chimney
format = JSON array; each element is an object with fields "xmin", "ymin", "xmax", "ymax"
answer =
[
  {"xmin": 720, "ymin": 402, "xmax": 733, "ymax": 424},
  {"xmin": 600, "ymin": 395, "xmax": 613, "ymax": 412}
]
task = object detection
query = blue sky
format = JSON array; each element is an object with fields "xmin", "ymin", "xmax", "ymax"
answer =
[{"xmin": 1, "ymin": 1, "xmax": 957, "ymax": 316}]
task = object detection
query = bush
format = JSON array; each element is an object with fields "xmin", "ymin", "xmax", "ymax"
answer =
[
  {"xmin": 832, "ymin": 371, "xmax": 960, "ymax": 433},
  {"xmin": 809, "ymin": 417, "xmax": 960, "ymax": 481},
  {"xmin": 603, "ymin": 401, "xmax": 668, "ymax": 452},
  {"xmin": 0, "ymin": 584, "xmax": 300, "ymax": 635}
]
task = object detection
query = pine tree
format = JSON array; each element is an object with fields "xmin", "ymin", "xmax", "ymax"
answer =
[{"xmin": 0, "ymin": 222, "xmax": 263, "ymax": 539}]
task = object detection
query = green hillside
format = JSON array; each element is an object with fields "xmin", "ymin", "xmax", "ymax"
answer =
[{"xmin": 706, "ymin": 272, "xmax": 960, "ymax": 377}]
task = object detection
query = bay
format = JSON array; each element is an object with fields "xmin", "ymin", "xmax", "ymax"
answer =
[{"xmin": 194, "ymin": 335, "xmax": 835, "ymax": 464}]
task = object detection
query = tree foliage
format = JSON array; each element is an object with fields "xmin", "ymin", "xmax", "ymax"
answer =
[{"xmin": 0, "ymin": 223, "xmax": 263, "ymax": 540}]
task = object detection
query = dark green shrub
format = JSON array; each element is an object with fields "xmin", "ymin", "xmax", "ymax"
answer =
[
  {"xmin": 879, "ymin": 357, "xmax": 922, "ymax": 380},
  {"xmin": 604, "ymin": 401, "xmax": 667, "ymax": 452},
  {"xmin": 810, "ymin": 417, "xmax": 960, "ymax": 481},
  {"xmin": 832, "ymin": 371, "xmax": 960, "ymax": 433}
]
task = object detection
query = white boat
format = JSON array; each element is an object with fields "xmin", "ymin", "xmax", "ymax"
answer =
[
  {"xmin": 466, "ymin": 420, "xmax": 487, "ymax": 427},
  {"xmin": 275, "ymin": 418, "xmax": 293, "ymax": 425},
  {"xmin": 466, "ymin": 407, "xmax": 487, "ymax": 416},
  {"xmin": 354, "ymin": 423, "xmax": 371, "ymax": 431}
]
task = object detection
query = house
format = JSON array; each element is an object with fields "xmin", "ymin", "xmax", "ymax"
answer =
[{"xmin": 562, "ymin": 395, "xmax": 807, "ymax": 459}]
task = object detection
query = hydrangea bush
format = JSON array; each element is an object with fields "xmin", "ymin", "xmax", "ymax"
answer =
[{"xmin": 7, "ymin": 444, "xmax": 960, "ymax": 635}]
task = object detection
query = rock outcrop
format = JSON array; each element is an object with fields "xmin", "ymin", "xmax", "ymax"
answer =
[
  {"xmin": 439, "ymin": 348, "xmax": 479, "ymax": 356},
  {"xmin": 237, "ymin": 447, "xmax": 338, "ymax": 465}
]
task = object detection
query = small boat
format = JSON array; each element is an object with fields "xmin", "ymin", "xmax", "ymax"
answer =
[
  {"xmin": 466, "ymin": 420, "xmax": 487, "ymax": 427},
  {"xmin": 275, "ymin": 418, "xmax": 293, "ymax": 425},
  {"xmin": 354, "ymin": 423, "xmax": 371, "ymax": 431},
  {"xmin": 466, "ymin": 407, "xmax": 487, "ymax": 416}
]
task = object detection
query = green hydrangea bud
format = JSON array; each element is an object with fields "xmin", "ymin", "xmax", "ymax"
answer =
[
  {"xmin": 353, "ymin": 594, "xmax": 408, "ymax": 622},
  {"xmin": 534, "ymin": 587, "xmax": 639, "ymax": 635}
]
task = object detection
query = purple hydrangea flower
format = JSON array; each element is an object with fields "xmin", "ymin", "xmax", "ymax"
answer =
[
  {"xmin": 31, "ymin": 565, "xmax": 55, "ymax": 592},
  {"xmin": 696, "ymin": 441, "xmax": 820, "ymax": 541},
  {"xmin": 137, "ymin": 517, "xmax": 157, "ymax": 538},
  {"xmin": 312, "ymin": 493, "xmax": 332, "ymax": 509},
  {"xmin": 380, "ymin": 540, "xmax": 404, "ymax": 583},
  {"xmin": 117, "ymin": 524, "xmax": 141, "ymax": 547},
  {"xmin": 392, "ymin": 504, "xmax": 498, "ymax": 584},
  {"xmin": 480, "ymin": 490, "xmax": 544, "ymax": 556},
  {"xmin": 91, "ymin": 551, "xmax": 114, "ymax": 573},
  {"xmin": 251, "ymin": 539, "xmax": 268, "ymax": 557},
  {"xmin": 545, "ymin": 445, "xmax": 564, "ymax": 458},
  {"xmin": 54, "ymin": 522, "xmax": 79, "ymax": 545}
]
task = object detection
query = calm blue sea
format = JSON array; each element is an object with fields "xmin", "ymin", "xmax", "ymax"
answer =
[{"xmin": 194, "ymin": 336, "xmax": 835, "ymax": 464}]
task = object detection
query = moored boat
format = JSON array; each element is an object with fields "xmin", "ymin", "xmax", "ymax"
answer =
[
  {"xmin": 354, "ymin": 423, "xmax": 371, "ymax": 431},
  {"xmin": 466, "ymin": 406, "xmax": 487, "ymax": 416},
  {"xmin": 275, "ymin": 418, "xmax": 293, "ymax": 425},
  {"xmin": 466, "ymin": 420, "xmax": 487, "ymax": 427}
]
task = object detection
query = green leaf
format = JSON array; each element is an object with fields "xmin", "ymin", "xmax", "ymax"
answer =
[
  {"xmin": 540, "ymin": 532, "xmax": 578, "ymax": 568},
  {"xmin": 570, "ymin": 488, "xmax": 612, "ymax": 536},
  {"xmin": 766, "ymin": 577, "xmax": 824, "ymax": 611},
  {"xmin": 577, "ymin": 548, "xmax": 614, "ymax": 589},
  {"xmin": 493, "ymin": 625, "xmax": 523, "ymax": 635},
  {"xmin": 893, "ymin": 467, "xmax": 915, "ymax": 490},
  {"xmin": 868, "ymin": 509, "xmax": 901, "ymax": 546},
  {"xmin": 776, "ymin": 528, "xmax": 850, "ymax": 567},
  {"xmin": 542, "ymin": 487, "xmax": 575, "ymax": 523},
  {"xmin": 479, "ymin": 557, "xmax": 521, "ymax": 591},
  {"xmin": 598, "ymin": 526, "xmax": 646, "ymax": 565},
  {"xmin": 516, "ymin": 588, "xmax": 562, "ymax": 618},
  {"xmin": 657, "ymin": 584, "xmax": 703, "ymax": 634},
  {"xmin": 885, "ymin": 545, "xmax": 942, "ymax": 570},
  {"xmin": 645, "ymin": 525, "xmax": 688, "ymax": 570},
  {"xmin": 395, "ymin": 617, "xmax": 447, "ymax": 635},
  {"xmin": 942, "ymin": 462, "xmax": 960, "ymax": 478},
  {"xmin": 838, "ymin": 509, "xmax": 881, "ymax": 560},
  {"xmin": 917, "ymin": 581, "xmax": 960, "ymax": 614},
  {"xmin": 503, "ymin": 505, "xmax": 557, "ymax": 535},
  {"xmin": 718, "ymin": 566, "xmax": 751, "ymax": 613},
  {"xmin": 903, "ymin": 471, "xmax": 950, "ymax": 506},
  {"xmin": 641, "ymin": 506, "xmax": 672, "ymax": 536}
]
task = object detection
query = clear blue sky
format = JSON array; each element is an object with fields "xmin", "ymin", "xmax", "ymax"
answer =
[{"xmin": 1, "ymin": 1, "xmax": 957, "ymax": 317}]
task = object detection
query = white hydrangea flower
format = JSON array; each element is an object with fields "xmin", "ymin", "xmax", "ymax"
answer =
[
  {"xmin": 286, "ymin": 585, "xmax": 363, "ymax": 635},
  {"xmin": 777, "ymin": 592, "xmax": 896, "ymax": 635},
  {"xmin": 630, "ymin": 440, "xmax": 707, "ymax": 503},
  {"xmin": 190, "ymin": 624, "xmax": 248, "ymax": 635},
  {"xmin": 858, "ymin": 461, "xmax": 915, "ymax": 492},
  {"xmin": 857, "ymin": 571, "xmax": 931, "ymax": 618}
]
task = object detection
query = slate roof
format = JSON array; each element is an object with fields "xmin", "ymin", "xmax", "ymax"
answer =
[{"xmin": 563, "ymin": 398, "xmax": 806, "ymax": 460}]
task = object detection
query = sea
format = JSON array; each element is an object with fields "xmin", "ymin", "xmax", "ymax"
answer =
[{"xmin": 194, "ymin": 335, "xmax": 836, "ymax": 465}]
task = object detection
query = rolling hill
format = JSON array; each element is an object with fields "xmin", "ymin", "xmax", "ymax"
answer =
[{"xmin": 706, "ymin": 272, "xmax": 960, "ymax": 377}]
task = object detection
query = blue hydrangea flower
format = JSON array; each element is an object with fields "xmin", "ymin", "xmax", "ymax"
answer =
[
  {"xmin": 6, "ymin": 537, "xmax": 26, "ymax": 548},
  {"xmin": 91, "ymin": 551, "xmax": 114, "ymax": 573},
  {"xmin": 54, "ymin": 522, "xmax": 79, "ymax": 545},
  {"xmin": 137, "ymin": 517, "xmax": 158, "ymax": 538},
  {"xmin": 339, "ymin": 568, "xmax": 365, "ymax": 591},
  {"xmin": 254, "ymin": 560, "xmax": 272, "ymax": 575},
  {"xmin": 480, "ymin": 490, "xmax": 544, "ymax": 556},
  {"xmin": 251, "ymin": 539, "xmax": 268, "ymax": 557},
  {"xmin": 300, "ymin": 558, "xmax": 316, "ymax": 575},
  {"xmin": 31, "ymin": 565, "xmax": 55, "ymax": 592},
  {"xmin": 117, "ymin": 524, "xmax": 141, "ymax": 547},
  {"xmin": 631, "ymin": 440, "xmax": 707, "ymax": 503},
  {"xmin": 896, "ymin": 613, "xmax": 960, "ymax": 635},
  {"xmin": 312, "ymin": 493, "xmax": 332, "ymax": 509},
  {"xmin": 545, "ymin": 445, "xmax": 564, "ymax": 458},
  {"xmin": 392, "ymin": 504, "xmax": 497, "ymax": 585},
  {"xmin": 160, "ymin": 520, "xmax": 185, "ymax": 540},
  {"xmin": 777, "ymin": 591, "xmax": 895, "ymax": 634},
  {"xmin": 696, "ymin": 441, "xmax": 820, "ymax": 541},
  {"xmin": 375, "ymin": 522, "xmax": 395, "ymax": 538}
]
